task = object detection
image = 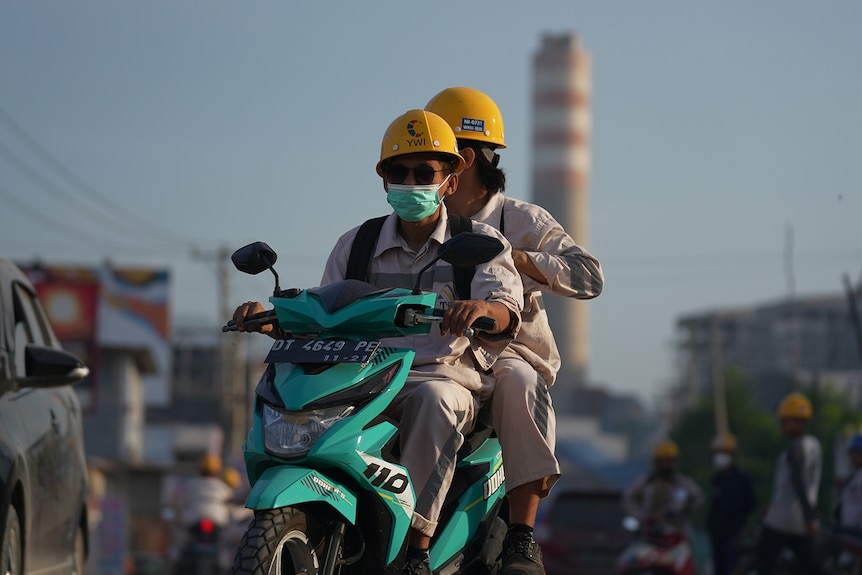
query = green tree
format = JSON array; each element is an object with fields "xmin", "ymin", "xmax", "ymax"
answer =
[
  {"xmin": 670, "ymin": 373, "xmax": 781, "ymax": 531},
  {"xmin": 670, "ymin": 373, "xmax": 862, "ymax": 529}
]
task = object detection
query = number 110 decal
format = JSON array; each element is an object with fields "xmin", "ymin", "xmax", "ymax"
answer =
[{"xmin": 363, "ymin": 462, "xmax": 409, "ymax": 494}]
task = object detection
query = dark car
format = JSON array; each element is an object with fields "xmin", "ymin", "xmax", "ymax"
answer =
[
  {"xmin": 535, "ymin": 487, "xmax": 630, "ymax": 575},
  {"xmin": 0, "ymin": 257, "xmax": 90, "ymax": 574}
]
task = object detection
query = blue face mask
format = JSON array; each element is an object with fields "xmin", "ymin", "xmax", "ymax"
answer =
[{"xmin": 386, "ymin": 174, "xmax": 451, "ymax": 222}]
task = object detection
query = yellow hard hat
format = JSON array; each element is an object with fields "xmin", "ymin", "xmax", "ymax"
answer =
[
  {"xmin": 653, "ymin": 440, "xmax": 680, "ymax": 460},
  {"xmin": 778, "ymin": 392, "xmax": 813, "ymax": 420},
  {"xmin": 223, "ymin": 467, "xmax": 242, "ymax": 489},
  {"xmin": 376, "ymin": 109, "xmax": 465, "ymax": 177},
  {"xmin": 711, "ymin": 433, "xmax": 738, "ymax": 453},
  {"xmin": 425, "ymin": 86, "xmax": 506, "ymax": 148},
  {"xmin": 199, "ymin": 453, "xmax": 222, "ymax": 476}
]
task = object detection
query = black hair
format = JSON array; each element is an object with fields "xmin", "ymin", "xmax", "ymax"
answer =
[{"xmin": 458, "ymin": 140, "xmax": 506, "ymax": 194}]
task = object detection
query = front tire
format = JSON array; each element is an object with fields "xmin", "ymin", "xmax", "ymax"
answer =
[
  {"xmin": 1, "ymin": 505, "xmax": 23, "ymax": 575},
  {"xmin": 72, "ymin": 524, "xmax": 87, "ymax": 575},
  {"xmin": 232, "ymin": 508, "xmax": 320, "ymax": 575}
]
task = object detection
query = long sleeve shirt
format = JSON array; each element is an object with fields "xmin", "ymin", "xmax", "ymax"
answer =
[
  {"xmin": 763, "ymin": 435, "xmax": 822, "ymax": 535},
  {"xmin": 622, "ymin": 471, "xmax": 704, "ymax": 532},
  {"xmin": 320, "ymin": 204, "xmax": 523, "ymax": 400},
  {"xmin": 470, "ymin": 193, "xmax": 604, "ymax": 387},
  {"xmin": 707, "ymin": 465, "xmax": 757, "ymax": 540}
]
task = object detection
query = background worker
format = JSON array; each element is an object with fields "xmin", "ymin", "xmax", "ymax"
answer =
[
  {"xmin": 832, "ymin": 433, "xmax": 862, "ymax": 572},
  {"xmin": 706, "ymin": 433, "xmax": 757, "ymax": 575},
  {"xmin": 757, "ymin": 391, "xmax": 824, "ymax": 575},
  {"xmin": 426, "ymin": 86, "xmax": 604, "ymax": 575},
  {"xmin": 838, "ymin": 433, "xmax": 862, "ymax": 531},
  {"xmin": 623, "ymin": 440, "xmax": 704, "ymax": 535}
]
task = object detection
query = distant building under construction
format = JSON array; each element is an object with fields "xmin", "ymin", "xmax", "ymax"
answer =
[
  {"xmin": 673, "ymin": 294, "xmax": 862, "ymax": 417},
  {"xmin": 532, "ymin": 33, "xmax": 594, "ymax": 411}
]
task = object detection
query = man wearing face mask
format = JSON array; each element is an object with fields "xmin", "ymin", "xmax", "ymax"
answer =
[
  {"xmin": 233, "ymin": 109, "xmax": 523, "ymax": 575},
  {"xmin": 706, "ymin": 433, "xmax": 757, "ymax": 575}
]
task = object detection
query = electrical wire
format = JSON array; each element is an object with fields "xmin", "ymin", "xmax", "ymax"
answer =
[{"xmin": 0, "ymin": 102, "xmax": 193, "ymax": 242}]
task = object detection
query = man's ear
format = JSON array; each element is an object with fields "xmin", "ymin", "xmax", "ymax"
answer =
[
  {"xmin": 459, "ymin": 147, "xmax": 476, "ymax": 169},
  {"xmin": 443, "ymin": 173, "xmax": 459, "ymax": 197}
]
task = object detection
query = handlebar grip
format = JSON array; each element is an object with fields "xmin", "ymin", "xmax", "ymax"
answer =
[
  {"xmin": 470, "ymin": 317, "xmax": 496, "ymax": 332},
  {"xmin": 430, "ymin": 308, "xmax": 496, "ymax": 332},
  {"xmin": 222, "ymin": 310, "xmax": 278, "ymax": 333}
]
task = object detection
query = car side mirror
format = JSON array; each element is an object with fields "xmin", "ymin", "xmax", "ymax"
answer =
[{"xmin": 19, "ymin": 345, "xmax": 90, "ymax": 388}]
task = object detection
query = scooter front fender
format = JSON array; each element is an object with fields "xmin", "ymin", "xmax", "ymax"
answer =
[{"xmin": 245, "ymin": 465, "xmax": 357, "ymax": 524}]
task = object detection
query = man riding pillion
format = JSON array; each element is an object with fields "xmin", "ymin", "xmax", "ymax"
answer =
[
  {"xmin": 234, "ymin": 109, "xmax": 523, "ymax": 575},
  {"xmin": 622, "ymin": 440, "xmax": 704, "ymax": 535},
  {"xmin": 425, "ymin": 86, "xmax": 604, "ymax": 575}
]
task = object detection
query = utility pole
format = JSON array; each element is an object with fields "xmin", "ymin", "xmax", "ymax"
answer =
[
  {"xmin": 193, "ymin": 245, "xmax": 247, "ymax": 461},
  {"xmin": 784, "ymin": 224, "xmax": 800, "ymax": 385},
  {"xmin": 711, "ymin": 317, "xmax": 729, "ymax": 439}
]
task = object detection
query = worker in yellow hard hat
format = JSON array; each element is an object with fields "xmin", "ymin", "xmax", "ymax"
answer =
[
  {"xmin": 622, "ymin": 439, "xmax": 703, "ymax": 535},
  {"xmin": 757, "ymin": 392, "xmax": 824, "ymax": 575},
  {"xmin": 234, "ymin": 108, "xmax": 524, "ymax": 575},
  {"xmin": 426, "ymin": 86, "xmax": 604, "ymax": 575},
  {"xmin": 706, "ymin": 433, "xmax": 757, "ymax": 575}
]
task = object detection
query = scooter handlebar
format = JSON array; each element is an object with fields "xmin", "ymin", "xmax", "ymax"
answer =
[
  {"xmin": 222, "ymin": 310, "xmax": 278, "ymax": 332},
  {"xmin": 428, "ymin": 308, "xmax": 496, "ymax": 336}
]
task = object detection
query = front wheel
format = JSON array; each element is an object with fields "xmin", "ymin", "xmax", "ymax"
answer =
[
  {"xmin": 232, "ymin": 507, "xmax": 320, "ymax": 575},
  {"xmin": 1, "ymin": 505, "xmax": 22, "ymax": 575}
]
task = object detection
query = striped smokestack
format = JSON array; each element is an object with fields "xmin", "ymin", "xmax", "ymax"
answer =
[{"xmin": 532, "ymin": 32, "xmax": 593, "ymax": 410}]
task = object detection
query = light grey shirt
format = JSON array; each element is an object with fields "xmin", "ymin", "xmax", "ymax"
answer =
[
  {"xmin": 763, "ymin": 435, "xmax": 822, "ymax": 535},
  {"xmin": 321, "ymin": 205, "xmax": 523, "ymax": 399},
  {"xmin": 471, "ymin": 193, "xmax": 604, "ymax": 387}
]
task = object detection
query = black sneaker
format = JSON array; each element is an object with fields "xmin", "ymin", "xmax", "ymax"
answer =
[
  {"xmin": 403, "ymin": 556, "xmax": 431, "ymax": 575},
  {"xmin": 499, "ymin": 530, "xmax": 545, "ymax": 575}
]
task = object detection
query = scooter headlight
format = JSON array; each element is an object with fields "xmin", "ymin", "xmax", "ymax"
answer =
[
  {"xmin": 263, "ymin": 402, "xmax": 355, "ymax": 457},
  {"xmin": 259, "ymin": 360, "xmax": 403, "ymax": 458}
]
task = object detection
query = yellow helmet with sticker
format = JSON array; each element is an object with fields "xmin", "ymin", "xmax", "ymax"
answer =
[
  {"xmin": 376, "ymin": 109, "xmax": 465, "ymax": 177},
  {"xmin": 425, "ymin": 86, "xmax": 506, "ymax": 148}
]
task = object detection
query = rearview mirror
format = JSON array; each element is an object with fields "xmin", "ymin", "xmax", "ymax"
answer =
[
  {"xmin": 231, "ymin": 241, "xmax": 282, "ymax": 297},
  {"xmin": 412, "ymin": 232, "xmax": 505, "ymax": 295},
  {"xmin": 231, "ymin": 242, "xmax": 278, "ymax": 275},
  {"xmin": 438, "ymin": 232, "xmax": 505, "ymax": 267}
]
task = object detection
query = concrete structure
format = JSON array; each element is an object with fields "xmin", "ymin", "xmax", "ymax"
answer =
[
  {"xmin": 673, "ymin": 293, "xmax": 862, "ymax": 415},
  {"xmin": 531, "ymin": 33, "xmax": 594, "ymax": 410}
]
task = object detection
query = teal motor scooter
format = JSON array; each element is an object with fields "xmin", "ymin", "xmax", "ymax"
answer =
[{"xmin": 225, "ymin": 233, "xmax": 509, "ymax": 575}]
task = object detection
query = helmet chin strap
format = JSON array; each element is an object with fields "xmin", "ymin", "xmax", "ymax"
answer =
[{"xmin": 478, "ymin": 146, "xmax": 501, "ymax": 167}]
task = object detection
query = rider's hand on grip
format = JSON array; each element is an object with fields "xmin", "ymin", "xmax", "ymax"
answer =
[{"xmin": 231, "ymin": 302, "xmax": 276, "ymax": 335}]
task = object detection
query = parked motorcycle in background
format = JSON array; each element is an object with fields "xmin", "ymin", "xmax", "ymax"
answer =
[{"xmin": 615, "ymin": 516, "xmax": 695, "ymax": 575}]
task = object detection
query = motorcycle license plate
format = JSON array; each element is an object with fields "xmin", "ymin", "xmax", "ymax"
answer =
[{"xmin": 265, "ymin": 338, "xmax": 380, "ymax": 364}]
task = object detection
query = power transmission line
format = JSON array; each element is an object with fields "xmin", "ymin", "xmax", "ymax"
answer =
[
  {"xmin": 0, "ymin": 102, "xmax": 192, "ymax": 242},
  {"xmin": 0, "ymin": 183, "xmax": 130, "ymax": 246}
]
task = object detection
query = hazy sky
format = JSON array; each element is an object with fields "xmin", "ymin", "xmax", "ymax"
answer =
[{"xmin": 2, "ymin": 2, "xmax": 860, "ymax": 406}]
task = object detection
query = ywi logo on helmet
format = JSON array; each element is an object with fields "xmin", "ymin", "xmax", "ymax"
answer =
[{"xmin": 405, "ymin": 118, "xmax": 427, "ymax": 148}]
